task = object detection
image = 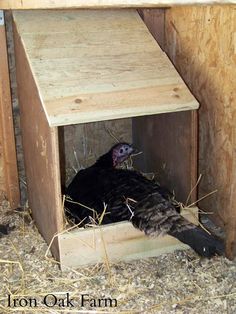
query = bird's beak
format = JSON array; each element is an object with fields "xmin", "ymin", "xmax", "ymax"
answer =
[{"xmin": 130, "ymin": 144, "xmax": 140, "ymax": 155}]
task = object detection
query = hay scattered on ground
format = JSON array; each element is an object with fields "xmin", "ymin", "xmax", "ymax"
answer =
[{"xmin": 0, "ymin": 200, "xmax": 235, "ymax": 314}]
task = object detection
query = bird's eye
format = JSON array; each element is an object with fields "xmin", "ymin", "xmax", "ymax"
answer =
[
  {"xmin": 120, "ymin": 148, "xmax": 123, "ymax": 153},
  {"xmin": 125, "ymin": 147, "xmax": 128, "ymax": 151}
]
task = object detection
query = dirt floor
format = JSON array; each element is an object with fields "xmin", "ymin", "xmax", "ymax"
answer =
[{"xmin": 0, "ymin": 200, "xmax": 235, "ymax": 314}]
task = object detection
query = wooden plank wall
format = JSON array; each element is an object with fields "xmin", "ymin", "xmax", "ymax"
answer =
[
  {"xmin": 0, "ymin": 16, "xmax": 19, "ymax": 208},
  {"xmin": 164, "ymin": 5, "xmax": 236, "ymax": 258}
]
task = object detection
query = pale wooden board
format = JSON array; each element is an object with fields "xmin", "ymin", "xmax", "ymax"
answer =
[
  {"xmin": 164, "ymin": 6, "xmax": 236, "ymax": 259},
  {"xmin": 13, "ymin": 10, "xmax": 199, "ymax": 127},
  {"xmin": 59, "ymin": 207, "xmax": 198, "ymax": 269},
  {"xmin": 13, "ymin": 22, "xmax": 64, "ymax": 259},
  {"xmin": 1, "ymin": 0, "xmax": 235, "ymax": 9},
  {"xmin": 0, "ymin": 23, "xmax": 20, "ymax": 208}
]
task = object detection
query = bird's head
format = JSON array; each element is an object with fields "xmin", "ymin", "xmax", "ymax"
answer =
[
  {"xmin": 111, "ymin": 143, "xmax": 134, "ymax": 167},
  {"xmin": 94, "ymin": 142, "xmax": 135, "ymax": 168}
]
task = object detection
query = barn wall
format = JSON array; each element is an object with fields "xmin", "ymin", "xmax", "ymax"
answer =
[{"xmin": 164, "ymin": 5, "xmax": 236, "ymax": 258}]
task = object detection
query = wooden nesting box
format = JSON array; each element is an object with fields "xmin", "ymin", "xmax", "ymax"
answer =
[{"xmin": 13, "ymin": 9, "xmax": 199, "ymax": 269}]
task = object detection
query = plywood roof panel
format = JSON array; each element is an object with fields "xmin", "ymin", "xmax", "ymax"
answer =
[{"xmin": 13, "ymin": 10, "xmax": 199, "ymax": 127}]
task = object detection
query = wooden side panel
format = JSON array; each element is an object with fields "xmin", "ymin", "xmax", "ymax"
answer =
[
  {"xmin": 0, "ymin": 19, "xmax": 20, "ymax": 207},
  {"xmin": 134, "ymin": 9, "xmax": 197, "ymax": 203},
  {"xmin": 133, "ymin": 111, "xmax": 198, "ymax": 203},
  {"xmin": 59, "ymin": 208, "xmax": 198, "ymax": 269},
  {"xmin": 13, "ymin": 22, "xmax": 63, "ymax": 259},
  {"xmin": 164, "ymin": 6, "xmax": 236, "ymax": 258}
]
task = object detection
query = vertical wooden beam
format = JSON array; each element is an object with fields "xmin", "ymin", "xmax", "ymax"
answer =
[
  {"xmin": 13, "ymin": 20, "xmax": 63, "ymax": 259},
  {"xmin": 0, "ymin": 11, "xmax": 20, "ymax": 208}
]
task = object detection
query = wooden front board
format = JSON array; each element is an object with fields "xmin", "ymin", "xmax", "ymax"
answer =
[{"xmin": 59, "ymin": 207, "xmax": 198, "ymax": 270}]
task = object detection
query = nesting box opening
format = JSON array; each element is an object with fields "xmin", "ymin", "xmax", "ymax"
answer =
[{"xmin": 56, "ymin": 113, "xmax": 198, "ymax": 269}]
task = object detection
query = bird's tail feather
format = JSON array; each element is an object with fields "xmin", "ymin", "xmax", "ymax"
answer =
[{"xmin": 168, "ymin": 226, "xmax": 225, "ymax": 258}]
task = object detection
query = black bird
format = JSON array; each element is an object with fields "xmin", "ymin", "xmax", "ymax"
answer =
[{"xmin": 65, "ymin": 142, "xmax": 224, "ymax": 258}]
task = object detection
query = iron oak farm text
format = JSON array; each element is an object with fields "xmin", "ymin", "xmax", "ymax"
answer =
[{"xmin": 7, "ymin": 293, "xmax": 118, "ymax": 308}]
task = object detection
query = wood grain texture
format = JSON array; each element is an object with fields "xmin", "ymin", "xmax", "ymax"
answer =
[
  {"xmin": 13, "ymin": 22, "xmax": 64, "ymax": 259},
  {"xmin": 0, "ymin": 22, "xmax": 20, "ymax": 208},
  {"xmin": 133, "ymin": 111, "xmax": 198, "ymax": 203},
  {"xmin": 12, "ymin": 10, "xmax": 199, "ymax": 127},
  {"xmin": 164, "ymin": 5, "xmax": 236, "ymax": 258},
  {"xmin": 1, "ymin": 0, "xmax": 235, "ymax": 9},
  {"xmin": 59, "ymin": 207, "xmax": 198, "ymax": 269}
]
